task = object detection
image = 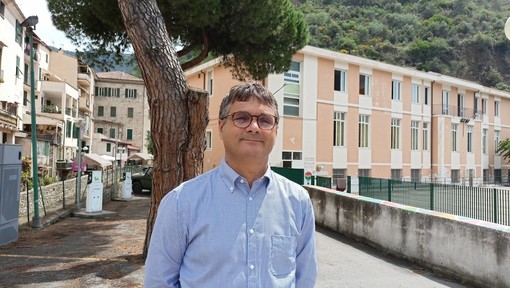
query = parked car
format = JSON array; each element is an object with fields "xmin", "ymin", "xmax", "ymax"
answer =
[{"xmin": 131, "ymin": 166, "xmax": 153, "ymax": 194}]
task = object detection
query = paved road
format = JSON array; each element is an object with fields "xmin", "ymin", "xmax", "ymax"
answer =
[
  {"xmin": 316, "ymin": 226, "xmax": 468, "ymax": 288},
  {"xmin": 0, "ymin": 196, "xmax": 470, "ymax": 287}
]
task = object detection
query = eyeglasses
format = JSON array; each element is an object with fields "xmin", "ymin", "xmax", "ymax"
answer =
[{"xmin": 222, "ymin": 111, "xmax": 278, "ymax": 130}]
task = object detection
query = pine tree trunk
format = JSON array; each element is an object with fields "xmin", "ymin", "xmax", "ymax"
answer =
[{"xmin": 118, "ymin": 0, "xmax": 209, "ymax": 258}]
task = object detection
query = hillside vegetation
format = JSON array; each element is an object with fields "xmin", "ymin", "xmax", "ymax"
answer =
[{"xmin": 296, "ymin": 0, "xmax": 510, "ymax": 91}]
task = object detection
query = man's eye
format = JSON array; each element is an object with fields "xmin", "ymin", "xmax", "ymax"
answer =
[{"xmin": 259, "ymin": 116, "xmax": 273, "ymax": 125}]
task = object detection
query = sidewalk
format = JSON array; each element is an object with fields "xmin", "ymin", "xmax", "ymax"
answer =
[{"xmin": 0, "ymin": 195, "xmax": 149, "ymax": 288}]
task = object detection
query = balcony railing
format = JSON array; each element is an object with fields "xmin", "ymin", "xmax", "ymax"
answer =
[{"xmin": 432, "ymin": 105, "xmax": 477, "ymax": 119}]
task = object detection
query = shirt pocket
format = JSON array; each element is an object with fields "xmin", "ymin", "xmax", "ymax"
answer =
[{"xmin": 270, "ymin": 235, "xmax": 297, "ymax": 277}]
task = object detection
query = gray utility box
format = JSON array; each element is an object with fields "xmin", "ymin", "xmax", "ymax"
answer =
[{"xmin": 0, "ymin": 144, "xmax": 22, "ymax": 246}]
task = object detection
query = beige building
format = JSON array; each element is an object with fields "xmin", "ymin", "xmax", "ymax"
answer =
[
  {"xmin": 93, "ymin": 71, "xmax": 150, "ymax": 165},
  {"xmin": 186, "ymin": 45, "xmax": 510, "ymax": 186}
]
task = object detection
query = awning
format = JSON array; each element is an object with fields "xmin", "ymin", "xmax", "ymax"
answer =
[
  {"xmin": 100, "ymin": 154, "xmax": 116, "ymax": 161},
  {"xmin": 83, "ymin": 153, "xmax": 113, "ymax": 168},
  {"xmin": 127, "ymin": 153, "xmax": 153, "ymax": 161}
]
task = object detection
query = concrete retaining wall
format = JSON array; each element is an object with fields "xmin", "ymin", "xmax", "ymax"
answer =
[{"xmin": 305, "ymin": 186, "xmax": 510, "ymax": 288}]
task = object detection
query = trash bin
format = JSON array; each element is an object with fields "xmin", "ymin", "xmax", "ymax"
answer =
[{"xmin": 0, "ymin": 144, "xmax": 22, "ymax": 246}]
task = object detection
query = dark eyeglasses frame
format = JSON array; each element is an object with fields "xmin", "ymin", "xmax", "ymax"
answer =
[{"xmin": 222, "ymin": 111, "xmax": 278, "ymax": 130}]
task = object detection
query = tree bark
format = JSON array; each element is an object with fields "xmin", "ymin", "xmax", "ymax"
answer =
[{"xmin": 118, "ymin": 0, "xmax": 209, "ymax": 258}]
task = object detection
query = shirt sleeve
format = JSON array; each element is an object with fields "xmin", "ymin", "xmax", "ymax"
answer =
[
  {"xmin": 144, "ymin": 191, "xmax": 187, "ymax": 288},
  {"xmin": 295, "ymin": 196, "xmax": 318, "ymax": 287}
]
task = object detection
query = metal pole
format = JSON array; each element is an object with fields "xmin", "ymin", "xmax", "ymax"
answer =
[
  {"xmin": 28, "ymin": 27, "xmax": 42, "ymax": 228},
  {"xmin": 76, "ymin": 125, "xmax": 82, "ymax": 210}
]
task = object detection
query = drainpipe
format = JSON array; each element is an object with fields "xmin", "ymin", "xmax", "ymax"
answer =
[{"xmin": 430, "ymin": 81, "xmax": 435, "ymax": 182}]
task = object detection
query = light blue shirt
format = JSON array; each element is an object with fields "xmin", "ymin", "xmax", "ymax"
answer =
[{"xmin": 144, "ymin": 159, "xmax": 317, "ymax": 287}]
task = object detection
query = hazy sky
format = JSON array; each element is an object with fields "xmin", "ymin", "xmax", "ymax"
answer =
[{"xmin": 15, "ymin": 0, "xmax": 77, "ymax": 50}]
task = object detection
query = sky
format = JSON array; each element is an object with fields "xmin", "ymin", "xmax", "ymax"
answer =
[{"xmin": 15, "ymin": 0, "xmax": 78, "ymax": 51}]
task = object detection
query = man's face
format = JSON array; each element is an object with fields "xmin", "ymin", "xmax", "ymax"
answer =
[{"xmin": 219, "ymin": 98, "xmax": 278, "ymax": 163}]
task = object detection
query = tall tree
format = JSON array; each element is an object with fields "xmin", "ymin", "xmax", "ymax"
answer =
[{"xmin": 47, "ymin": 0, "xmax": 308, "ymax": 257}]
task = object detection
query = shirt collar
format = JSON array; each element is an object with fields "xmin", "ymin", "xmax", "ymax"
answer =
[{"xmin": 219, "ymin": 158, "xmax": 271, "ymax": 193}]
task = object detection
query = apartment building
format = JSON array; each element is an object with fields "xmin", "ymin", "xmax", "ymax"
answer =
[
  {"xmin": 93, "ymin": 71, "xmax": 150, "ymax": 165},
  {"xmin": 185, "ymin": 45, "xmax": 510, "ymax": 186},
  {"xmin": 0, "ymin": 0, "xmax": 24, "ymax": 144}
]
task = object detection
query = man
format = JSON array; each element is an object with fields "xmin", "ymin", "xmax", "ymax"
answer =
[{"xmin": 144, "ymin": 83, "xmax": 317, "ymax": 287}]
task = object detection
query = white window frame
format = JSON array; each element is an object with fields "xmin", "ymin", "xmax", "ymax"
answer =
[
  {"xmin": 442, "ymin": 90, "xmax": 450, "ymax": 115},
  {"xmin": 467, "ymin": 126, "xmax": 473, "ymax": 153},
  {"xmin": 334, "ymin": 69, "xmax": 346, "ymax": 92},
  {"xmin": 392, "ymin": 80, "xmax": 401, "ymax": 101},
  {"xmin": 452, "ymin": 123, "xmax": 457, "ymax": 152},
  {"xmin": 495, "ymin": 130, "xmax": 500, "ymax": 155},
  {"xmin": 495, "ymin": 101, "xmax": 500, "ymax": 117},
  {"xmin": 206, "ymin": 130, "xmax": 212, "ymax": 150},
  {"xmin": 423, "ymin": 123, "xmax": 429, "ymax": 151},
  {"xmin": 411, "ymin": 84, "xmax": 420, "ymax": 103},
  {"xmin": 333, "ymin": 112, "xmax": 345, "ymax": 147},
  {"xmin": 483, "ymin": 128, "xmax": 488, "ymax": 154},
  {"xmin": 206, "ymin": 70, "xmax": 213, "ymax": 96},
  {"xmin": 283, "ymin": 61, "xmax": 301, "ymax": 116},
  {"xmin": 411, "ymin": 121, "xmax": 419, "ymax": 150},
  {"xmin": 359, "ymin": 115, "xmax": 370, "ymax": 148},
  {"xmin": 359, "ymin": 74, "xmax": 371, "ymax": 96},
  {"xmin": 391, "ymin": 118, "xmax": 400, "ymax": 150}
]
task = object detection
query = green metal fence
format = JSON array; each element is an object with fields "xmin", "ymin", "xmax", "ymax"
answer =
[
  {"xmin": 358, "ymin": 176, "xmax": 510, "ymax": 226},
  {"xmin": 270, "ymin": 167, "xmax": 332, "ymax": 189}
]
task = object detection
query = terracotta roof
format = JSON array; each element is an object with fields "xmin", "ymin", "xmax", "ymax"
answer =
[{"xmin": 96, "ymin": 71, "xmax": 141, "ymax": 81}]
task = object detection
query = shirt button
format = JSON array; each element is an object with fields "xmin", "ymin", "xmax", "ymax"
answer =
[
  {"xmin": 249, "ymin": 229, "xmax": 254, "ymax": 235},
  {"xmin": 250, "ymin": 264, "xmax": 255, "ymax": 270},
  {"xmin": 229, "ymin": 187, "xmax": 234, "ymax": 191},
  {"xmin": 249, "ymin": 197, "xmax": 253, "ymax": 201},
  {"xmin": 240, "ymin": 179, "xmax": 245, "ymax": 183}
]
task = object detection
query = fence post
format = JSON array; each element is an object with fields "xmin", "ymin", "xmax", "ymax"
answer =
[
  {"xmin": 387, "ymin": 179, "xmax": 392, "ymax": 202},
  {"xmin": 347, "ymin": 176, "xmax": 351, "ymax": 194},
  {"xmin": 493, "ymin": 188, "xmax": 498, "ymax": 224},
  {"xmin": 429, "ymin": 183, "xmax": 434, "ymax": 210}
]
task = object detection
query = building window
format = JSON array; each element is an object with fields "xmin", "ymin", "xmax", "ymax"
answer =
[
  {"xmin": 97, "ymin": 127, "xmax": 103, "ymax": 134},
  {"xmin": 391, "ymin": 169, "xmax": 401, "ymax": 180},
  {"xmin": 126, "ymin": 129, "xmax": 133, "ymax": 140},
  {"xmin": 359, "ymin": 74, "xmax": 371, "ymax": 96},
  {"xmin": 96, "ymin": 87, "xmax": 120, "ymax": 97},
  {"xmin": 495, "ymin": 169, "xmax": 502, "ymax": 183},
  {"xmin": 206, "ymin": 70, "xmax": 213, "ymax": 95},
  {"xmin": 106, "ymin": 143, "xmax": 112, "ymax": 152},
  {"xmin": 283, "ymin": 61, "xmax": 301, "ymax": 116},
  {"xmin": 334, "ymin": 70, "xmax": 346, "ymax": 92},
  {"xmin": 127, "ymin": 107, "xmax": 134, "ymax": 118},
  {"xmin": 206, "ymin": 130, "xmax": 212, "ymax": 150},
  {"xmin": 391, "ymin": 118, "xmax": 400, "ymax": 150},
  {"xmin": 411, "ymin": 121, "xmax": 419, "ymax": 150},
  {"xmin": 282, "ymin": 151, "xmax": 302, "ymax": 168},
  {"xmin": 110, "ymin": 106, "xmax": 116, "ymax": 117},
  {"xmin": 495, "ymin": 101, "xmax": 500, "ymax": 117},
  {"xmin": 467, "ymin": 126, "xmax": 473, "ymax": 153},
  {"xmin": 359, "ymin": 115, "xmax": 370, "ymax": 148},
  {"xmin": 451, "ymin": 169, "xmax": 460, "ymax": 184},
  {"xmin": 451, "ymin": 123, "xmax": 457, "ymax": 152},
  {"xmin": 15, "ymin": 20, "xmax": 22, "ymax": 44},
  {"xmin": 125, "ymin": 88, "xmax": 137, "ymax": 98},
  {"xmin": 474, "ymin": 95, "xmax": 479, "ymax": 114},
  {"xmin": 411, "ymin": 84, "xmax": 420, "ymax": 103},
  {"xmin": 482, "ymin": 98, "xmax": 487, "ymax": 115},
  {"xmin": 483, "ymin": 169, "xmax": 489, "ymax": 183},
  {"xmin": 411, "ymin": 169, "xmax": 421, "ymax": 182},
  {"xmin": 424, "ymin": 87, "xmax": 429, "ymax": 105},
  {"xmin": 423, "ymin": 123, "xmax": 429, "ymax": 151},
  {"xmin": 16, "ymin": 56, "xmax": 21, "ymax": 79},
  {"xmin": 358, "ymin": 169, "xmax": 371, "ymax": 177},
  {"xmin": 66, "ymin": 120, "xmax": 72, "ymax": 137},
  {"xmin": 457, "ymin": 93, "xmax": 464, "ymax": 117},
  {"xmin": 333, "ymin": 112, "xmax": 345, "ymax": 147},
  {"xmin": 98, "ymin": 106, "xmax": 104, "ymax": 117},
  {"xmin": 110, "ymin": 128, "xmax": 116, "ymax": 139},
  {"xmin": 391, "ymin": 80, "xmax": 401, "ymax": 101},
  {"xmin": 495, "ymin": 130, "xmax": 500, "ymax": 155},
  {"xmin": 482, "ymin": 128, "xmax": 488, "ymax": 154},
  {"xmin": 442, "ymin": 90, "xmax": 449, "ymax": 115}
]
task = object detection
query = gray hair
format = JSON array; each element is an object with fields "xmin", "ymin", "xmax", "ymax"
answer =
[{"xmin": 218, "ymin": 83, "xmax": 279, "ymax": 121}]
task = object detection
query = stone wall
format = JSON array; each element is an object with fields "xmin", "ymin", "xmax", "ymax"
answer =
[{"xmin": 18, "ymin": 174, "xmax": 120, "ymax": 226}]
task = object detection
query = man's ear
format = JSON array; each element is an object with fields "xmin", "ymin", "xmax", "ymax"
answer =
[{"xmin": 218, "ymin": 119, "xmax": 224, "ymax": 140}]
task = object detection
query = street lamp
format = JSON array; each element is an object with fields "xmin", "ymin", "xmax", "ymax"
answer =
[{"xmin": 21, "ymin": 16, "xmax": 41, "ymax": 228}]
